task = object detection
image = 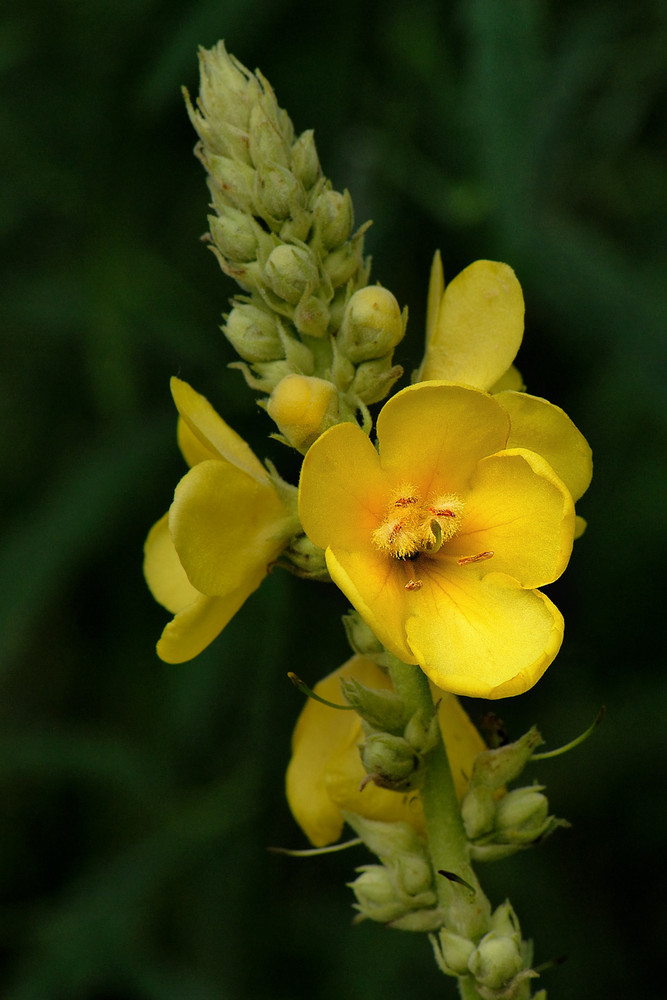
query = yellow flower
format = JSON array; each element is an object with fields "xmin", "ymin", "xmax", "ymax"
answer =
[
  {"xmin": 299, "ymin": 381, "xmax": 589, "ymax": 698},
  {"xmin": 144, "ymin": 377, "xmax": 298, "ymax": 663},
  {"xmin": 286, "ymin": 655, "xmax": 485, "ymax": 847}
]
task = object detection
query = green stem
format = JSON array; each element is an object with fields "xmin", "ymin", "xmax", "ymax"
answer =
[{"xmin": 386, "ymin": 655, "xmax": 490, "ymax": 945}]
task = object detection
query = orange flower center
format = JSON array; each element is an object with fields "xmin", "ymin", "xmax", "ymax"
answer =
[{"xmin": 372, "ymin": 484, "xmax": 464, "ymax": 561}]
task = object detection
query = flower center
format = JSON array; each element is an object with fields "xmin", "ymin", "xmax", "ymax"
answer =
[{"xmin": 372, "ymin": 485, "xmax": 464, "ymax": 560}]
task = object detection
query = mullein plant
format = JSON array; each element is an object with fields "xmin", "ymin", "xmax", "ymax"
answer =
[{"xmin": 144, "ymin": 42, "xmax": 594, "ymax": 999}]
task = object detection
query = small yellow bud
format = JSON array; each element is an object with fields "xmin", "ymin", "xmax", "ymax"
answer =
[
  {"xmin": 467, "ymin": 931, "xmax": 524, "ymax": 990},
  {"xmin": 314, "ymin": 188, "xmax": 354, "ymax": 250},
  {"xmin": 208, "ymin": 207, "xmax": 264, "ymax": 262},
  {"xmin": 338, "ymin": 286, "xmax": 406, "ymax": 363},
  {"xmin": 267, "ymin": 374, "xmax": 339, "ymax": 451}
]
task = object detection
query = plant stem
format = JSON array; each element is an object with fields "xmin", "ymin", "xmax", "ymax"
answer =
[{"xmin": 387, "ymin": 655, "xmax": 490, "ymax": 944}]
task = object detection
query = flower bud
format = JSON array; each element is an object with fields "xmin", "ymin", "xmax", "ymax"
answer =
[
  {"xmin": 461, "ymin": 785, "xmax": 496, "ymax": 840},
  {"xmin": 341, "ymin": 611, "xmax": 385, "ymax": 661},
  {"xmin": 281, "ymin": 532, "xmax": 329, "ymax": 580},
  {"xmin": 494, "ymin": 787, "xmax": 549, "ymax": 842},
  {"xmin": 467, "ymin": 727, "xmax": 543, "ymax": 793},
  {"xmin": 403, "ymin": 708, "xmax": 440, "ymax": 756},
  {"xmin": 468, "ymin": 931, "xmax": 524, "ymax": 990},
  {"xmin": 248, "ymin": 104, "xmax": 291, "ymax": 170},
  {"xmin": 206, "ymin": 154, "xmax": 256, "ymax": 215},
  {"xmin": 254, "ymin": 164, "xmax": 305, "ymax": 223},
  {"xmin": 349, "ymin": 355, "xmax": 404, "ymax": 405},
  {"xmin": 338, "ymin": 286, "xmax": 406, "ymax": 363},
  {"xmin": 314, "ymin": 188, "xmax": 354, "ymax": 250},
  {"xmin": 338, "ymin": 676, "xmax": 409, "ymax": 734},
  {"xmin": 265, "ymin": 244, "xmax": 319, "ymax": 304},
  {"xmin": 267, "ymin": 374, "xmax": 339, "ymax": 451},
  {"xmin": 223, "ymin": 302, "xmax": 283, "ymax": 362},
  {"xmin": 293, "ymin": 292, "xmax": 330, "ymax": 338},
  {"xmin": 433, "ymin": 928, "xmax": 476, "ymax": 976},
  {"xmin": 360, "ymin": 732, "xmax": 418, "ymax": 788},
  {"xmin": 290, "ymin": 129, "xmax": 321, "ymax": 189},
  {"xmin": 349, "ymin": 866, "xmax": 407, "ymax": 924},
  {"xmin": 393, "ymin": 852, "xmax": 434, "ymax": 898},
  {"xmin": 208, "ymin": 207, "xmax": 264, "ymax": 262},
  {"xmin": 322, "ymin": 241, "xmax": 363, "ymax": 288}
]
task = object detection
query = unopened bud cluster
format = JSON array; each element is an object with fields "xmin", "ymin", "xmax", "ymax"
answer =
[
  {"xmin": 432, "ymin": 902, "xmax": 544, "ymax": 999},
  {"xmin": 186, "ymin": 42, "xmax": 406, "ymax": 437},
  {"xmin": 339, "ymin": 666, "xmax": 440, "ymax": 793},
  {"xmin": 461, "ymin": 728, "xmax": 568, "ymax": 861},
  {"xmin": 344, "ymin": 815, "xmax": 441, "ymax": 931}
]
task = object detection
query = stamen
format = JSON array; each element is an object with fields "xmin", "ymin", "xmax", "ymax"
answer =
[
  {"xmin": 404, "ymin": 579, "xmax": 423, "ymax": 591},
  {"xmin": 458, "ymin": 550, "xmax": 494, "ymax": 566}
]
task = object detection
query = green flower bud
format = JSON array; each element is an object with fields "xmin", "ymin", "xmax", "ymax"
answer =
[
  {"xmin": 322, "ymin": 241, "xmax": 364, "ymax": 288},
  {"xmin": 248, "ymin": 104, "xmax": 291, "ymax": 170},
  {"xmin": 461, "ymin": 785, "xmax": 496, "ymax": 840},
  {"xmin": 341, "ymin": 813, "xmax": 425, "ymax": 863},
  {"xmin": 341, "ymin": 611, "xmax": 385, "ymax": 661},
  {"xmin": 265, "ymin": 244, "xmax": 319, "ymax": 304},
  {"xmin": 223, "ymin": 302, "xmax": 283, "ymax": 362},
  {"xmin": 293, "ymin": 292, "xmax": 330, "ymax": 338},
  {"xmin": 338, "ymin": 676, "xmax": 410, "ymax": 735},
  {"xmin": 390, "ymin": 908, "xmax": 443, "ymax": 933},
  {"xmin": 495, "ymin": 787, "xmax": 549, "ymax": 843},
  {"xmin": 314, "ymin": 188, "xmax": 354, "ymax": 250},
  {"xmin": 489, "ymin": 900, "xmax": 520, "ymax": 938},
  {"xmin": 279, "ymin": 211, "xmax": 313, "ymax": 244},
  {"xmin": 433, "ymin": 928, "xmax": 476, "ymax": 976},
  {"xmin": 393, "ymin": 852, "xmax": 434, "ymax": 898},
  {"xmin": 290, "ymin": 129, "xmax": 321, "ymax": 190},
  {"xmin": 467, "ymin": 727, "xmax": 543, "ymax": 793},
  {"xmin": 254, "ymin": 164, "xmax": 306, "ymax": 223},
  {"xmin": 281, "ymin": 532, "xmax": 329, "ymax": 580},
  {"xmin": 338, "ymin": 286, "xmax": 406, "ymax": 364},
  {"xmin": 206, "ymin": 154, "xmax": 256, "ymax": 215},
  {"xmin": 208, "ymin": 207, "xmax": 265, "ymax": 262},
  {"xmin": 349, "ymin": 865, "xmax": 407, "ymax": 924},
  {"xmin": 468, "ymin": 931, "xmax": 524, "ymax": 990},
  {"xmin": 403, "ymin": 708, "xmax": 440, "ymax": 756},
  {"xmin": 360, "ymin": 732, "xmax": 418, "ymax": 788},
  {"xmin": 349, "ymin": 355, "xmax": 404, "ymax": 405}
]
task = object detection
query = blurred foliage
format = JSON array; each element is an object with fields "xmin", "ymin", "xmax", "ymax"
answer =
[{"xmin": 2, "ymin": 0, "xmax": 666, "ymax": 997}]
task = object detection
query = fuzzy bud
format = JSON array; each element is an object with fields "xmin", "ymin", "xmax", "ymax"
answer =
[
  {"xmin": 433, "ymin": 928, "xmax": 476, "ymax": 976},
  {"xmin": 265, "ymin": 244, "xmax": 319, "ymax": 304},
  {"xmin": 314, "ymin": 188, "xmax": 354, "ymax": 250},
  {"xmin": 267, "ymin": 374, "xmax": 339, "ymax": 451},
  {"xmin": 349, "ymin": 866, "xmax": 408, "ymax": 924},
  {"xmin": 360, "ymin": 732, "xmax": 419, "ymax": 788},
  {"xmin": 290, "ymin": 129, "xmax": 321, "ymax": 189},
  {"xmin": 338, "ymin": 677, "xmax": 409, "ymax": 735},
  {"xmin": 467, "ymin": 931, "xmax": 524, "ymax": 990},
  {"xmin": 223, "ymin": 302, "xmax": 283, "ymax": 362},
  {"xmin": 208, "ymin": 207, "xmax": 265, "ymax": 262},
  {"xmin": 349, "ymin": 355, "xmax": 404, "ymax": 405},
  {"xmin": 338, "ymin": 286, "xmax": 406, "ymax": 363}
]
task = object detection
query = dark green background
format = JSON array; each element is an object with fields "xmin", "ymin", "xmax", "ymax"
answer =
[{"xmin": 3, "ymin": 1, "xmax": 666, "ymax": 997}]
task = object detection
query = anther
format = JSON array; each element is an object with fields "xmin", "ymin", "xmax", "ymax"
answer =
[
  {"xmin": 458, "ymin": 551, "xmax": 494, "ymax": 566},
  {"xmin": 429, "ymin": 507, "xmax": 456, "ymax": 518},
  {"xmin": 394, "ymin": 496, "xmax": 419, "ymax": 507},
  {"xmin": 404, "ymin": 579, "xmax": 423, "ymax": 591}
]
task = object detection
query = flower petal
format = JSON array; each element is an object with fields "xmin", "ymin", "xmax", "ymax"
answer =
[
  {"xmin": 156, "ymin": 589, "xmax": 257, "ymax": 664},
  {"xmin": 405, "ymin": 569, "xmax": 564, "ymax": 698},
  {"xmin": 445, "ymin": 448, "xmax": 575, "ymax": 588},
  {"xmin": 420, "ymin": 261, "xmax": 524, "ymax": 390},
  {"xmin": 376, "ymin": 382, "xmax": 510, "ymax": 495},
  {"xmin": 177, "ymin": 415, "xmax": 217, "ymax": 468},
  {"xmin": 425, "ymin": 249, "xmax": 445, "ymax": 348},
  {"xmin": 325, "ymin": 548, "xmax": 415, "ymax": 664},
  {"xmin": 170, "ymin": 377, "xmax": 268, "ymax": 481},
  {"xmin": 169, "ymin": 459, "xmax": 289, "ymax": 596},
  {"xmin": 143, "ymin": 513, "xmax": 199, "ymax": 614},
  {"xmin": 496, "ymin": 391, "xmax": 593, "ymax": 502},
  {"xmin": 298, "ymin": 421, "xmax": 389, "ymax": 552}
]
